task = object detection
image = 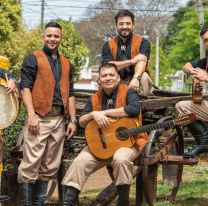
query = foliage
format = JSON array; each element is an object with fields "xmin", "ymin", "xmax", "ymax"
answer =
[
  {"xmin": 0, "ymin": 27, "xmax": 42, "ymax": 78},
  {"xmin": 149, "ymin": 41, "xmax": 173, "ymax": 89},
  {"xmin": 165, "ymin": 5, "xmax": 208, "ymax": 71},
  {"xmin": 57, "ymin": 20, "xmax": 89, "ymax": 81},
  {"xmin": 0, "ymin": 0, "xmax": 21, "ymax": 41},
  {"xmin": 4, "ymin": 105, "xmax": 26, "ymax": 148}
]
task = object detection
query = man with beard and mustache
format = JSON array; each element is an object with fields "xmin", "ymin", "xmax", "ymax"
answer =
[{"xmin": 102, "ymin": 9, "xmax": 152, "ymax": 96}]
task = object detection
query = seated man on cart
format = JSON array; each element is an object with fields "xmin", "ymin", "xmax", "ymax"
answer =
[
  {"xmin": 62, "ymin": 63, "xmax": 149, "ymax": 206},
  {"xmin": 176, "ymin": 25, "xmax": 208, "ymax": 157}
]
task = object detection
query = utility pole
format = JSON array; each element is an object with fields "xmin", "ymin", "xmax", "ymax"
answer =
[
  {"xmin": 198, "ymin": 0, "xmax": 205, "ymax": 58},
  {"xmin": 155, "ymin": 31, "xmax": 159, "ymax": 87},
  {"xmin": 41, "ymin": 0, "xmax": 45, "ymax": 32}
]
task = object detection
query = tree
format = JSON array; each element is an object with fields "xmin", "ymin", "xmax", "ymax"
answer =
[
  {"xmin": 149, "ymin": 41, "xmax": 172, "ymax": 89},
  {"xmin": 0, "ymin": 0, "xmax": 21, "ymax": 41},
  {"xmin": 0, "ymin": 27, "xmax": 42, "ymax": 77},
  {"xmin": 165, "ymin": 2, "xmax": 208, "ymax": 70},
  {"xmin": 57, "ymin": 20, "xmax": 89, "ymax": 81}
]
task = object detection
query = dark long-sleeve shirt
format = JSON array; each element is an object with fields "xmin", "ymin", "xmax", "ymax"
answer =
[
  {"xmin": 80, "ymin": 87, "xmax": 140, "ymax": 118},
  {"xmin": 191, "ymin": 57, "xmax": 207, "ymax": 70},
  {"xmin": 20, "ymin": 47, "xmax": 75, "ymax": 107}
]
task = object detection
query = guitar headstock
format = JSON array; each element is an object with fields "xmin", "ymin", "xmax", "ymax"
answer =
[{"xmin": 175, "ymin": 113, "xmax": 196, "ymax": 126}]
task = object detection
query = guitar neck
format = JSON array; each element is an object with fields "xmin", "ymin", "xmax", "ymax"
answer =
[{"xmin": 126, "ymin": 120, "xmax": 175, "ymax": 137}]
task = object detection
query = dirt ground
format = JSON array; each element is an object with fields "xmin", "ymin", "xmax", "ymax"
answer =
[{"xmin": 50, "ymin": 166, "xmax": 112, "ymax": 200}]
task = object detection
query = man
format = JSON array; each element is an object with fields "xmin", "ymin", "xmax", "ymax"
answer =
[
  {"xmin": 18, "ymin": 22, "xmax": 77, "ymax": 205},
  {"xmin": 0, "ymin": 67, "xmax": 16, "ymax": 202},
  {"xmin": 176, "ymin": 25, "xmax": 208, "ymax": 157},
  {"xmin": 102, "ymin": 9, "xmax": 152, "ymax": 96},
  {"xmin": 62, "ymin": 63, "xmax": 149, "ymax": 206}
]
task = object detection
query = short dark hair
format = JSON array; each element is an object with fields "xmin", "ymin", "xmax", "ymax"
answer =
[
  {"xmin": 200, "ymin": 25, "xmax": 208, "ymax": 37},
  {"xmin": 115, "ymin": 9, "xmax": 135, "ymax": 23},
  {"xmin": 45, "ymin": 22, "xmax": 62, "ymax": 30},
  {"xmin": 98, "ymin": 63, "xmax": 118, "ymax": 74}
]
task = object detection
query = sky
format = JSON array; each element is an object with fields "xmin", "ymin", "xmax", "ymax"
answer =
[{"xmin": 22, "ymin": 0, "xmax": 190, "ymax": 28}]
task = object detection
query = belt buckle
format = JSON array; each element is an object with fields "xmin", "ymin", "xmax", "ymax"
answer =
[{"xmin": 48, "ymin": 106, "xmax": 62, "ymax": 116}]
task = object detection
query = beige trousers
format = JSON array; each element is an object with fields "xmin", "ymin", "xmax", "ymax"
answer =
[
  {"xmin": 18, "ymin": 115, "xmax": 65, "ymax": 183},
  {"xmin": 62, "ymin": 146, "xmax": 140, "ymax": 191},
  {"xmin": 175, "ymin": 100, "xmax": 208, "ymax": 122}
]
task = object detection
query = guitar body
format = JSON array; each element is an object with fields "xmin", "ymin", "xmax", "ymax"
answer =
[
  {"xmin": 192, "ymin": 78, "xmax": 203, "ymax": 104},
  {"xmin": 85, "ymin": 118, "xmax": 137, "ymax": 160}
]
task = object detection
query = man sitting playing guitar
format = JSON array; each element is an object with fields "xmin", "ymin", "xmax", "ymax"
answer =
[
  {"xmin": 176, "ymin": 25, "xmax": 208, "ymax": 157},
  {"xmin": 62, "ymin": 63, "xmax": 148, "ymax": 206}
]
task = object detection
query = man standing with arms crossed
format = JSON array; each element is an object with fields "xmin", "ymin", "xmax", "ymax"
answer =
[
  {"xmin": 18, "ymin": 22, "xmax": 77, "ymax": 205},
  {"xmin": 102, "ymin": 9, "xmax": 152, "ymax": 96}
]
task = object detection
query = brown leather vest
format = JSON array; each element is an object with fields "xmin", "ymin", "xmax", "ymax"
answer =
[
  {"xmin": 91, "ymin": 84, "xmax": 149, "ymax": 151},
  {"xmin": 108, "ymin": 34, "xmax": 149, "ymax": 76},
  {"xmin": 32, "ymin": 50, "xmax": 70, "ymax": 116}
]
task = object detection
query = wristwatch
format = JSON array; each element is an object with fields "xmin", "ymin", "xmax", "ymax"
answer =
[
  {"xmin": 134, "ymin": 75, "xmax": 142, "ymax": 81},
  {"xmin": 70, "ymin": 118, "xmax": 77, "ymax": 124}
]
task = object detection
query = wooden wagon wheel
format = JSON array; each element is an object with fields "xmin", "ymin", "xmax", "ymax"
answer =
[{"xmin": 141, "ymin": 116, "xmax": 184, "ymax": 206}]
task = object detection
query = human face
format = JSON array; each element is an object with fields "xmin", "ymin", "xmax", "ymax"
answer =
[
  {"xmin": 98, "ymin": 67, "xmax": 120, "ymax": 94},
  {"xmin": 43, "ymin": 27, "xmax": 62, "ymax": 53},
  {"xmin": 202, "ymin": 31, "xmax": 208, "ymax": 48},
  {"xmin": 116, "ymin": 16, "xmax": 134, "ymax": 39}
]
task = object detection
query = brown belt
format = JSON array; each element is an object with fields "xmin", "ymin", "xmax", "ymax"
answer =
[{"xmin": 46, "ymin": 106, "xmax": 63, "ymax": 116}]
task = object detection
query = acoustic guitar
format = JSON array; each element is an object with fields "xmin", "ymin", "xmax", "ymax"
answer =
[
  {"xmin": 192, "ymin": 77, "xmax": 203, "ymax": 104},
  {"xmin": 85, "ymin": 113, "xmax": 196, "ymax": 160}
]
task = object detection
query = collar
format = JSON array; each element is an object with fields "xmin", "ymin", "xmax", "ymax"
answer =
[
  {"xmin": 118, "ymin": 33, "xmax": 133, "ymax": 45},
  {"xmin": 43, "ymin": 46, "xmax": 59, "ymax": 58},
  {"xmin": 102, "ymin": 86, "xmax": 119, "ymax": 99}
]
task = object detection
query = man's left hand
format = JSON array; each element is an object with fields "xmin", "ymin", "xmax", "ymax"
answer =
[
  {"xmin": 6, "ymin": 79, "xmax": 16, "ymax": 94},
  {"xmin": 66, "ymin": 123, "xmax": 77, "ymax": 139},
  {"xmin": 129, "ymin": 78, "xmax": 140, "ymax": 91}
]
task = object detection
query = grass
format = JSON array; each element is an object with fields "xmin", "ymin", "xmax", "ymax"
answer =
[
  {"xmin": 46, "ymin": 161, "xmax": 208, "ymax": 205},
  {"xmin": 76, "ymin": 161, "xmax": 208, "ymax": 206}
]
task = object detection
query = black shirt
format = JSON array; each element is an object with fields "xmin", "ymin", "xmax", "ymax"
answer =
[
  {"xmin": 20, "ymin": 47, "xmax": 75, "ymax": 107},
  {"xmin": 80, "ymin": 87, "xmax": 140, "ymax": 118},
  {"xmin": 0, "ymin": 68, "xmax": 15, "ymax": 80},
  {"xmin": 102, "ymin": 34, "xmax": 151, "ymax": 79},
  {"xmin": 191, "ymin": 57, "xmax": 207, "ymax": 70}
]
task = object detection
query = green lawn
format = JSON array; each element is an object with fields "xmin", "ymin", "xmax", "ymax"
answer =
[{"xmin": 78, "ymin": 161, "xmax": 208, "ymax": 206}]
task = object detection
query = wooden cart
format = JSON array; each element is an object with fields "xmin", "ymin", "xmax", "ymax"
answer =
[{"xmin": 2, "ymin": 89, "xmax": 199, "ymax": 206}]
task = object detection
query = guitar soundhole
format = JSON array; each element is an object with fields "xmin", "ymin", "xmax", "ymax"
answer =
[{"xmin": 116, "ymin": 127, "xmax": 128, "ymax": 141}]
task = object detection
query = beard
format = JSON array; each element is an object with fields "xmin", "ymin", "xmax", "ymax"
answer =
[{"xmin": 118, "ymin": 30, "xmax": 133, "ymax": 39}]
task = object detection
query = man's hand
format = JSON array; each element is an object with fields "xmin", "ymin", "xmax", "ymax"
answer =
[
  {"xmin": 27, "ymin": 114, "xmax": 40, "ymax": 136},
  {"xmin": 93, "ymin": 111, "xmax": 110, "ymax": 127},
  {"xmin": 6, "ymin": 79, "xmax": 16, "ymax": 94},
  {"xmin": 130, "ymin": 54, "xmax": 147, "ymax": 65},
  {"xmin": 129, "ymin": 77, "xmax": 141, "ymax": 91},
  {"xmin": 192, "ymin": 67, "xmax": 208, "ymax": 82},
  {"xmin": 66, "ymin": 123, "xmax": 77, "ymax": 139}
]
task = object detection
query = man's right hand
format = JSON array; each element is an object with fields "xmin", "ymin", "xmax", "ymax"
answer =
[
  {"xmin": 93, "ymin": 111, "xmax": 110, "ymax": 127},
  {"xmin": 27, "ymin": 114, "xmax": 40, "ymax": 136}
]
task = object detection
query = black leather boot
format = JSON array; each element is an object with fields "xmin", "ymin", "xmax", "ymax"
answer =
[
  {"xmin": 32, "ymin": 180, "xmax": 48, "ymax": 206},
  {"xmin": 63, "ymin": 186, "xmax": 79, "ymax": 206},
  {"xmin": 19, "ymin": 183, "xmax": 33, "ymax": 206},
  {"xmin": 184, "ymin": 120, "xmax": 208, "ymax": 157},
  {"xmin": 116, "ymin": 184, "xmax": 130, "ymax": 206},
  {"xmin": 0, "ymin": 194, "xmax": 10, "ymax": 202}
]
